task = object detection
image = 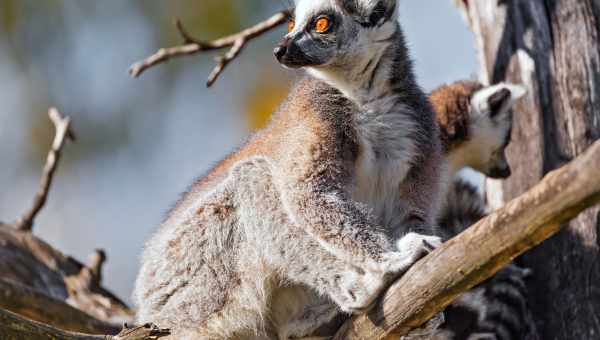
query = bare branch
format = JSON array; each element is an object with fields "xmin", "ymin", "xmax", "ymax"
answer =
[
  {"xmin": 88, "ymin": 249, "xmax": 107, "ymax": 285},
  {"xmin": 13, "ymin": 108, "xmax": 75, "ymax": 232},
  {"xmin": 129, "ymin": 10, "xmax": 291, "ymax": 87},
  {"xmin": 0, "ymin": 222, "xmax": 135, "ymax": 324},
  {"xmin": 334, "ymin": 140, "xmax": 600, "ymax": 339},
  {"xmin": 0, "ymin": 279, "xmax": 120, "ymax": 334},
  {"xmin": 114, "ymin": 323, "xmax": 171, "ymax": 340},
  {"xmin": 0, "ymin": 308, "xmax": 169, "ymax": 340}
]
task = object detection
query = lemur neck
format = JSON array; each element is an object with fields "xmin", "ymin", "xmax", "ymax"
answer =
[{"xmin": 338, "ymin": 25, "xmax": 417, "ymax": 113}]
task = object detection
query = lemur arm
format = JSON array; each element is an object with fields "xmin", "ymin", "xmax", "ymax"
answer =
[
  {"xmin": 395, "ymin": 143, "xmax": 447, "ymax": 238},
  {"xmin": 278, "ymin": 179, "xmax": 396, "ymax": 271}
]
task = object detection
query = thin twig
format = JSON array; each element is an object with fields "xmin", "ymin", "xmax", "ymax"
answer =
[
  {"xmin": 89, "ymin": 249, "xmax": 107, "ymax": 284},
  {"xmin": 13, "ymin": 108, "xmax": 75, "ymax": 232},
  {"xmin": 0, "ymin": 308, "xmax": 170, "ymax": 340},
  {"xmin": 129, "ymin": 10, "xmax": 291, "ymax": 87}
]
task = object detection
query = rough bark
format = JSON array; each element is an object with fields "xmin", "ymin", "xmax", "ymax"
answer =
[
  {"xmin": 0, "ymin": 224, "xmax": 134, "ymax": 325},
  {"xmin": 457, "ymin": 1, "xmax": 600, "ymax": 339},
  {"xmin": 0, "ymin": 309, "xmax": 169, "ymax": 340},
  {"xmin": 0, "ymin": 279, "xmax": 121, "ymax": 334},
  {"xmin": 334, "ymin": 140, "xmax": 600, "ymax": 339}
]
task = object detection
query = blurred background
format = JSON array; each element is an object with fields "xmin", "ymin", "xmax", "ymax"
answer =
[{"xmin": 0, "ymin": 0, "xmax": 477, "ymax": 303}]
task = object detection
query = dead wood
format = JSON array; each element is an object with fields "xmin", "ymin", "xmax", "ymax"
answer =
[
  {"xmin": 0, "ymin": 278, "xmax": 121, "ymax": 334},
  {"xmin": 13, "ymin": 108, "xmax": 75, "ymax": 232},
  {"xmin": 0, "ymin": 308, "xmax": 169, "ymax": 340}
]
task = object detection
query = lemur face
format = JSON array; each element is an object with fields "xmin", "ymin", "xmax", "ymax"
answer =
[
  {"xmin": 469, "ymin": 84, "xmax": 527, "ymax": 179},
  {"xmin": 275, "ymin": 0, "xmax": 397, "ymax": 72}
]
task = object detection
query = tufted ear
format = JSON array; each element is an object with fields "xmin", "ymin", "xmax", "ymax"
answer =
[
  {"xmin": 336, "ymin": 0, "xmax": 397, "ymax": 26},
  {"xmin": 472, "ymin": 83, "xmax": 527, "ymax": 121}
]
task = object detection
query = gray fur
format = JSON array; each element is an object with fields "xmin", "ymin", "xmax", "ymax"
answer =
[
  {"xmin": 134, "ymin": 75, "xmax": 442, "ymax": 339},
  {"xmin": 271, "ymin": 0, "xmax": 447, "ymax": 338},
  {"xmin": 134, "ymin": 0, "xmax": 446, "ymax": 338}
]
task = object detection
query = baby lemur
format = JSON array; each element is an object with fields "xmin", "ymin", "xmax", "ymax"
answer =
[
  {"xmin": 135, "ymin": 1, "xmax": 444, "ymax": 339},
  {"xmin": 430, "ymin": 80, "xmax": 526, "ymax": 179}
]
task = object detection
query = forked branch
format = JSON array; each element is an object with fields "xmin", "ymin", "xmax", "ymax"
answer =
[
  {"xmin": 129, "ymin": 10, "xmax": 291, "ymax": 87},
  {"xmin": 13, "ymin": 108, "xmax": 75, "ymax": 232},
  {"xmin": 334, "ymin": 140, "xmax": 600, "ymax": 339}
]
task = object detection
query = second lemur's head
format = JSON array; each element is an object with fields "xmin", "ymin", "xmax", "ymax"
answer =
[
  {"xmin": 275, "ymin": 0, "xmax": 399, "ymax": 93},
  {"xmin": 431, "ymin": 81, "xmax": 527, "ymax": 179}
]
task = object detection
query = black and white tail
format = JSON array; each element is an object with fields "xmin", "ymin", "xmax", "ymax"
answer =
[{"xmin": 437, "ymin": 180, "xmax": 538, "ymax": 340}]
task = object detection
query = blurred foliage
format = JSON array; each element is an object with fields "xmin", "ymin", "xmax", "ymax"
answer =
[
  {"xmin": 244, "ymin": 68, "xmax": 290, "ymax": 130},
  {"xmin": 0, "ymin": 0, "xmax": 16, "ymax": 34}
]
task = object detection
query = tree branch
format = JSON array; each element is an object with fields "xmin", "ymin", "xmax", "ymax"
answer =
[
  {"xmin": 0, "ymin": 279, "xmax": 120, "ymax": 334},
  {"xmin": 13, "ymin": 108, "xmax": 75, "ymax": 232},
  {"xmin": 0, "ymin": 224, "xmax": 135, "ymax": 324},
  {"xmin": 129, "ymin": 10, "xmax": 291, "ymax": 87},
  {"xmin": 334, "ymin": 140, "xmax": 600, "ymax": 339},
  {"xmin": 88, "ymin": 249, "xmax": 107, "ymax": 285},
  {"xmin": 0, "ymin": 308, "xmax": 169, "ymax": 340}
]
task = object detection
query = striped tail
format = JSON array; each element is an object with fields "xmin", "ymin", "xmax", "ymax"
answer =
[{"xmin": 437, "ymin": 179, "xmax": 537, "ymax": 340}]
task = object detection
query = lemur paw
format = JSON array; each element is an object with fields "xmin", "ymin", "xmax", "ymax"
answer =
[
  {"xmin": 378, "ymin": 233, "xmax": 442, "ymax": 274},
  {"xmin": 332, "ymin": 269, "xmax": 386, "ymax": 315}
]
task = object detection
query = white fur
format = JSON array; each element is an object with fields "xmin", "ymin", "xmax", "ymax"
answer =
[
  {"xmin": 292, "ymin": 0, "xmax": 333, "ymax": 35},
  {"xmin": 447, "ymin": 83, "xmax": 526, "ymax": 177},
  {"xmin": 471, "ymin": 83, "xmax": 526, "ymax": 115}
]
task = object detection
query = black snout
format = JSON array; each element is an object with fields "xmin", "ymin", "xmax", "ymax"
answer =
[
  {"xmin": 273, "ymin": 37, "xmax": 322, "ymax": 69},
  {"xmin": 274, "ymin": 45, "xmax": 287, "ymax": 61},
  {"xmin": 488, "ymin": 166, "xmax": 512, "ymax": 179}
]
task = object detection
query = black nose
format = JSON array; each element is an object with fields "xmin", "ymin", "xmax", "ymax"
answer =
[
  {"xmin": 274, "ymin": 45, "xmax": 287, "ymax": 60},
  {"xmin": 488, "ymin": 166, "xmax": 511, "ymax": 179}
]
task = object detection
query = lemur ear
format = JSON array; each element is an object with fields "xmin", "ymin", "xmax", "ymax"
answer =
[
  {"xmin": 472, "ymin": 83, "xmax": 527, "ymax": 120},
  {"xmin": 336, "ymin": 0, "xmax": 397, "ymax": 26}
]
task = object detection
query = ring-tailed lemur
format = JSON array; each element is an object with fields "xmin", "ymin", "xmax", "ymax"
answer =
[
  {"xmin": 430, "ymin": 80, "xmax": 526, "ymax": 179},
  {"xmin": 433, "ymin": 81, "xmax": 534, "ymax": 340},
  {"xmin": 134, "ymin": 0, "xmax": 445, "ymax": 338},
  {"xmin": 272, "ymin": 0, "xmax": 447, "ymax": 337},
  {"xmin": 275, "ymin": 0, "xmax": 444, "ymax": 245}
]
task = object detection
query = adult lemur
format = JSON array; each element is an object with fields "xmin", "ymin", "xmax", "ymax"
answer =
[
  {"xmin": 134, "ymin": 0, "xmax": 528, "ymax": 338},
  {"xmin": 135, "ymin": 0, "xmax": 444, "ymax": 338}
]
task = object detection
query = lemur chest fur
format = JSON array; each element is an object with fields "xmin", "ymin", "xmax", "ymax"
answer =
[{"xmin": 351, "ymin": 101, "xmax": 418, "ymax": 227}]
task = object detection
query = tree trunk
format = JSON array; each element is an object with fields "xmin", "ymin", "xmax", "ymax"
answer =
[{"xmin": 457, "ymin": 1, "xmax": 600, "ymax": 338}]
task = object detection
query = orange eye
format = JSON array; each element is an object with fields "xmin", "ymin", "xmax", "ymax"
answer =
[
  {"xmin": 288, "ymin": 20, "xmax": 295, "ymax": 33},
  {"xmin": 315, "ymin": 17, "xmax": 331, "ymax": 33}
]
